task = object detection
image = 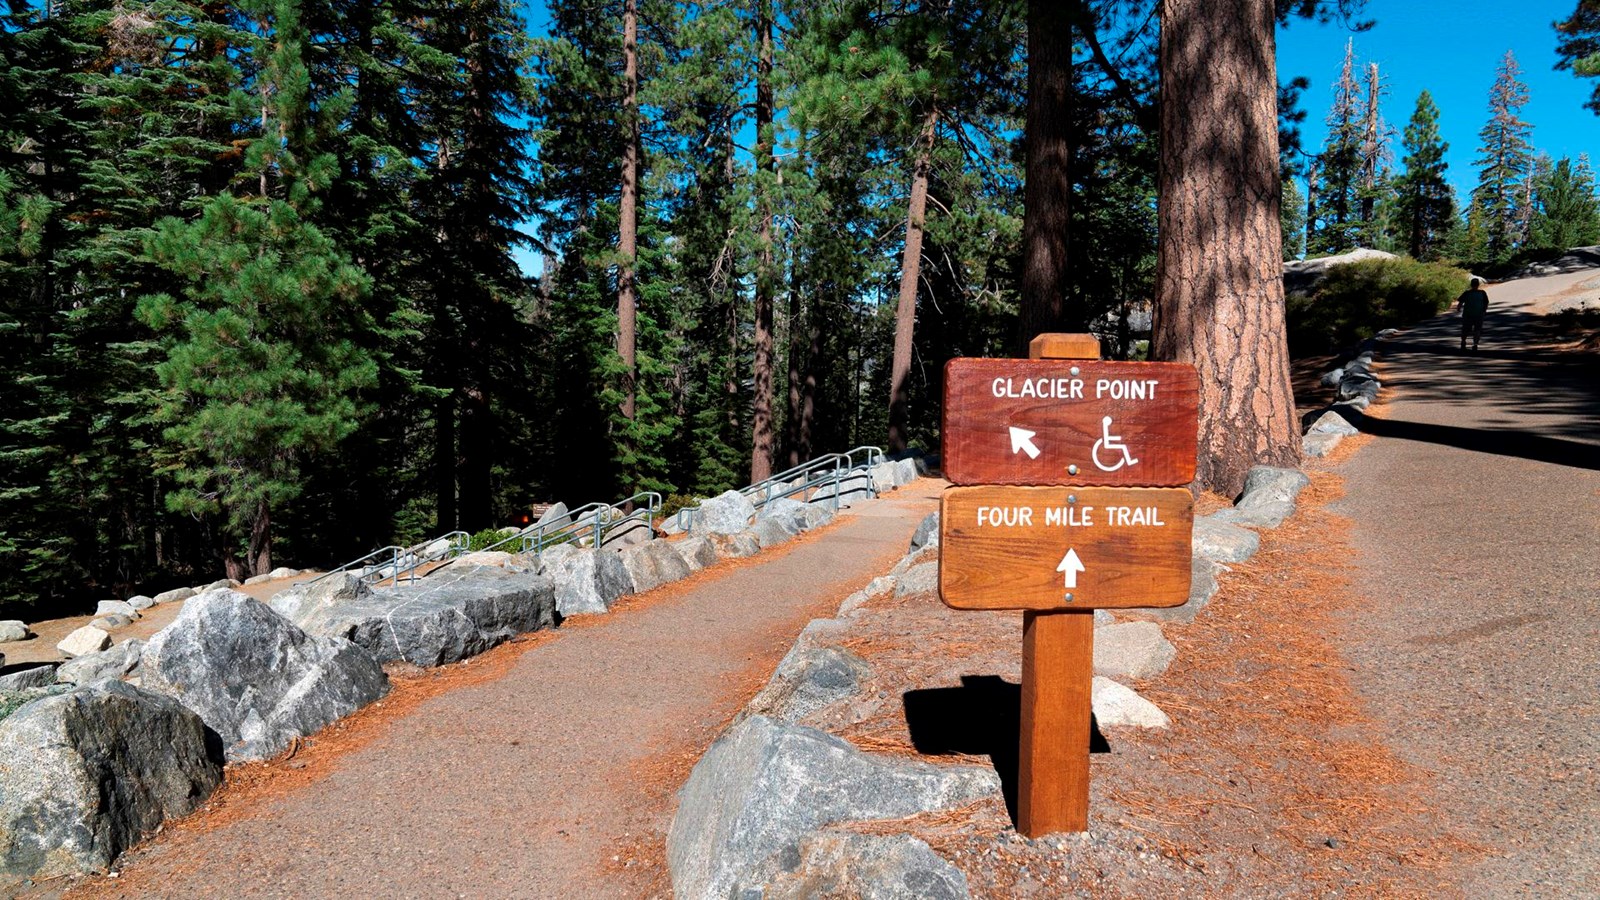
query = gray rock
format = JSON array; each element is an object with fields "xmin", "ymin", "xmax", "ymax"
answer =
[
  {"xmin": 1210, "ymin": 501, "xmax": 1295, "ymax": 529},
  {"xmin": 452, "ymin": 550, "xmax": 516, "ymax": 568},
  {"xmin": 811, "ymin": 471, "xmax": 873, "ymax": 506},
  {"xmin": 863, "ymin": 576, "xmax": 896, "ymax": 599},
  {"xmin": 1236, "ymin": 465, "xmax": 1311, "ymax": 509},
  {"xmin": 282, "ymin": 569, "xmax": 556, "ymax": 667},
  {"xmin": 550, "ymin": 547, "xmax": 634, "ymax": 617},
  {"xmin": 757, "ymin": 831, "xmax": 970, "ymax": 900},
  {"xmin": 799, "ymin": 504, "xmax": 835, "ymax": 530},
  {"xmin": 95, "ymin": 601, "xmax": 140, "ymax": 620},
  {"xmin": 141, "ymin": 590, "xmax": 389, "ymax": 762},
  {"xmin": 1340, "ymin": 394, "xmax": 1372, "ymax": 410},
  {"xmin": 892, "ymin": 544, "xmax": 939, "ymax": 577},
  {"xmin": 1192, "ymin": 516, "xmax": 1260, "ymax": 563},
  {"xmin": 0, "ymin": 665, "xmax": 56, "ymax": 691},
  {"xmin": 869, "ymin": 462, "xmax": 898, "ymax": 494},
  {"xmin": 1302, "ymin": 431, "xmax": 1344, "ymax": 458},
  {"xmin": 90, "ymin": 614, "xmax": 134, "ymax": 631},
  {"xmin": 201, "ymin": 578, "xmax": 240, "ymax": 592},
  {"xmin": 893, "ymin": 458, "xmax": 918, "ymax": 486},
  {"xmin": 894, "ymin": 561, "xmax": 939, "ymax": 598},
  {"xmin": 535, "ymin": 501, "xmax": 573, "ymax": 532},
  {"xmin": 760, "ymin": 497, "xmax": 810, "ymax": 524},
  {"xmin": 266, "ymin": 566, "xmax": 301, "ymax": 579},
  {"xmin": 1093, "ymin": 621, "xmax": 1177, "ymax": 680},
  {"xmin": 666, "ymin": 716, "xmax": 1000, "ymax": 900},
  {"xmin": 0, "ymin": 680, "xmax": 223, "ymax": 878},
  {"xmin": 242, "ymin": 573, "xmax": 274, "ymax": 586},
  {"xmin": 55, "ymin": 640, "xmax": 143, "ymax": 685},
  {"xmin": 699, "ymin": 489, "xmax": 757, "ymax": 535},
  {"xmin": 269, "ymin": 573, "xmax": 372, "ymax": 624},
  {"xmin": 621, "ymin": 539, "xmax": 693, "ymax": 593},
  {"xmin": 1124, "ymin": 557, "xmax": 1222, "ymax": 625},
  {"xmin": 1318, "ymin": 367, "xmax": 1344, "ymax": 388},
  {"xmin": 57, "ymin": 626, "xmax": 112, "ymax": 658},
  {"xmin": 534, "ymin": 541, "xmax": 580, "ymax": 573},
  {"xmin": 752, "ymin": 515, "xmax": 800, "ymax": 549},
  {"xmin": 673, "ymin": 536, "xmax": 720, "ymax": 573},
  {"xmin": 151, "ymin": 586, "xmax": 197, "ymax": 605},
  {"xmin": 711, "ymin": 531, "xmax": 762, "ymax": 560},
  {"xmin": 598, "ymin": 517, "xmax": 653, "ymax": 550},
  {"xmin": 909, "ymin": 512, "xmax": 940, "ymax": 552},
  {"xmin": 0, "ymin": 621, "xmax": 28, "ymax": 643},
  {"xmin": 1338, "ymin": 377, "xmax": 1381, "ymax": 403},
  {"xmin": 1308, "ymin": 408, "xmax": 1361, "ymax": 436},
  {"xmin": 127, "ymin": 595, "xmax": 157, "ymax": 612},
  {"xmin": 1092, "ymin": 677, "xmax": 1171, "ymax": 729},
  {"xmin": 746, "ymin": 646, "xmax": 870, "ymax": 724}
]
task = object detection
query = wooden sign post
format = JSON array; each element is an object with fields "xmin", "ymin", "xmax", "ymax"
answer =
[{"xmin": 938, "ymin": 335, "xmax": 1198, "ymax": 837}]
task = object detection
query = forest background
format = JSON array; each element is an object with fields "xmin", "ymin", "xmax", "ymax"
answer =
[{"xmin": 2, "ymin": 0, "xmax": 1597, "ymax": 617}]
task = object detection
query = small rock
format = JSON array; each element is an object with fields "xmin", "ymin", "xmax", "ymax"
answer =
[
  {"xmin": 95, "ymin": 601, "xmax": 139, "ymax": 620},
  {"xmin": 894, "ymin": 561, "xmax": 938, "ymax": 598},
  {"xmin": 128, "ymin": 595, "xmax": 157, "ymax": 611},
  {"xmin": 673, "ymin": 536, "xmax": 720, "ymax": 573},
  {"xmin": 0, "ymin": 665, "xmax": 57, "ymax": 691},
  {"xmin": 909, "ymin": 512, "xmax": 940, "ymax": 552},
  {"xmin": 698, "ymin": 490, "xmax": 758, "ymax": 535},
  {"xmin": 745, "ymin": 645, "xmax": 870, "ymax": 724},
  {"xmin": 241, "ymin": 573, "xmax": 274, "ymax": 586},
  {"xmin": 752, "ymin": 516, "xmax": 800, "ymax": 549},
  {"xmin": 536, "ymin": 501, "xmax": 573, "ymax": 531},
  {"xmin": 1091, "ymin": 677, "xmax": 1171, "ymax": 729},
  {"xmin": 863, "ymin": 576, "xmax": 896, "ymax": 599},
  {"xmin": 90, "ymin": 615, "xmax": 134, "ymax": 631},
  {"xmin": 1124, "ymin": 558, "xmax": 1222, "ymax": 624},
  {"xmin": 0, "ymin": 621, "xmax": 29, "ymax": 643},
  {"xmin": 893, "ymin": 458, "xmax": 919, "ymax": 487},
  {"xmin": 453, "ymin": 550, "xmax": 516, "ymax": 568},
  {"xmin": 56, "ymin": 626, "xmax": 112, "ymax": 659},
  {"xmin": 1317, "ymin": 367, "xmax": 1344, "ymax": 388},
  {"xmin": 1303, "ymin": 431, "xmax": 1344, "ymax": 458},
  {"xmin": 151, "ymin": 586, "xmax": 197, "ymax": 605},
  {"xmin": 621, "ymin": 540, "xmax": 693, "ymax": 593},
  {"xmin": 1307, "ymin": 409, "xmax": 1360, "ymax": 437},
  {"xmin": 265, "ymin": 566, "xmax": 301, "ymax": 579},
  {"xmin": 891, "ymin": 545, "xmax": 938, "ymax": 577},
  {"xmin": 710, "ymin": 531, "xmax": 761, "ymax": 560},
  {"xmin": 1192, "ymin": 516, "xmax": 1260, "ymax": 563},
  {"xmin": 55, "ymin": 640, "xmax": 144, "ymax": 685},
  {"xmin": 1093, "ymin": 621, "xmax": 1177, "ymax": 680},
  {"xmin": 1236, "ymin": 465, "xmax": 1311, "ymax": 509},
  {"xmin": 200, "ymin": 578, "xmax": 240, "ymax": 592}
]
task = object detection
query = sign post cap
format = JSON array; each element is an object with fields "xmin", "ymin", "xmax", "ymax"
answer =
[{"xmin": 1028, "ymin": 333, "xmax": 1102, "ymax": 361}]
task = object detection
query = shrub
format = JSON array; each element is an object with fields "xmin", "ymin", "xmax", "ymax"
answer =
[
  {"xmin": 466, "ymin": 527, "xmax": 507, "ymax": 552},
  {"xmin": 1287, "ymin": 256, "xmax": 1469, "ymax": 354},
  {"xmin": 657, "ymin": 493, "xmax": 702, "ymax": 523}
]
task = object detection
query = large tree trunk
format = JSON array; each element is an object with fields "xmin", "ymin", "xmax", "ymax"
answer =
[
  {"xmin": 785, "ymin": 275, "xmax": 803, "ymax": 468},
  {"xmin": 1017, "ymin": 0, "xmax": 1076, "ymax": 352},
  {"xmin": 459, "ymin": 384, "xmax": 493, "ymax": 528},
  {"xmin": 887, "ymin": 104, "xmax": 939, "ymax": 453},
  {"xmin": 248, "ymin": 499, "xmax": 271, "ymax": 576},
  {"xmin": 749, "ymin": 0, "xmax": 776, "ymax": 483},
  {"xmin": 617, "ymin": 0, "xmax": 640, "ymax": 422},
  {"xmin": 435, "ymin": 393, "xmax": 456, "ymax": 532},
  {"xmin": 1153, "ymin": 0, "xmax": 1300, "ymax": 497}
]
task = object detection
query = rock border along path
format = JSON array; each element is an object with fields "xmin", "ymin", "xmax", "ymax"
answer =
[{"xmin": 57, "ymin": 480, "xmax": 942, "ymax": 899}]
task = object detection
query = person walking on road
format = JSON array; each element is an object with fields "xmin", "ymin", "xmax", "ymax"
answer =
[{"xmin": 1456, "ymin": 277, "xmax": 1490, "ymax": 352}]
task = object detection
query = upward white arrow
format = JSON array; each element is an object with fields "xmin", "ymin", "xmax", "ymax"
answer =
[
  {"xmin": 1056, "ymin": 548, "xmax": 1085, "ymax": 589},
  {"xmin": 1009, "ymin": 426, "xmax": 1041, "ymax": 459}
]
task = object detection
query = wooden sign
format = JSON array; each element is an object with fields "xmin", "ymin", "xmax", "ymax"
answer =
[
  {"xmin": 939, "ymin": 485, "xmax": 1193, "ymax": 611},
  {"xmin": 941, "ymin": 358, "xmax": 1199, "ymax": 487}
]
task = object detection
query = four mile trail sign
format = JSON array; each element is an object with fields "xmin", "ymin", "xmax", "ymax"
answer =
[{"xmin": 937, "ymin": 334, "xmax": 1199, "ymax": 836}]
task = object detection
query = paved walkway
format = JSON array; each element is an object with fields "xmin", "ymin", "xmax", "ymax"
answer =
[
  {"xmin": 1333, "ymin": 270, "xmax": 1600, "ymax": 896},
  {"xmin": 67, "ymin": 482, "xmax": 941, "ymax": 899}
]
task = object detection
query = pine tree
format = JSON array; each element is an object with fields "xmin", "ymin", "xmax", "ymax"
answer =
[
  {"xmin": 1530, "ymin": 154, "xmax": 1600, "ymax": 249},
  {"xmin": 1311, "ymin": 39, "xmax": 1364, "ymax": 254},
  {"xmin": 1394, "ymin": 90, "xmax": 1454, "ymax": 260},
  {"xmin": 1556, "ymin": 0, "xmax": 1600, "ymax": 114},
  {"xmin": 1471, "ymin": 50, "xmax": 1534, "ymax": 260},
  {"xmin": 139, "ymin": 0, "xmax": 378, "ymax": 578}
]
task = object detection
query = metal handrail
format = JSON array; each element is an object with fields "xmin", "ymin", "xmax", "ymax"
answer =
[
  {"xmin": 308, "ymin": 529, "xmax": 472, "ymax": 586},
  {"xmin": 465, "ymin": 491, "xmax": 663, "ymax": 559},
  {"xmin": 674, "ymin": 445, "xmax": 887, "ymax": 534}
]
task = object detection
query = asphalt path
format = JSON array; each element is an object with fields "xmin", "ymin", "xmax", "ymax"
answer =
[
  {"xmin": 61, "ymin": 482, "xmax": 940, "ymax": 900},
  {"xmin": 1332, "ymin": 269, "xmax": 1600, "ymax": 896}
]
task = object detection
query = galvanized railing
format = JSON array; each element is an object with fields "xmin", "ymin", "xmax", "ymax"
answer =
[
  {"xmin": 469, "ymin": 491, "xmax": 662, "ymax": 558},
  {"xmin": 308, "ymin": 530, "xmax": 472, "ymax": 586},
  {"xmin": 673, "ymin": 446, "xmax": 887, "ymax": 534}
]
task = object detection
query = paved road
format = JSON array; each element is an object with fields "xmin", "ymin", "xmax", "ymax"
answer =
[
  {"xmin": 1333, "ymin": 270, "xmax": 1600, "ymax": 897},
  {"xmin": 66, "ymin": 482, "xmax": 940, "ymax": 900}
]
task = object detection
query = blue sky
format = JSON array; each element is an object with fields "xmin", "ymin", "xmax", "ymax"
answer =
[{"xmin": 1277, "ymin": 1, "xmax": 1598, "ymax": 197}]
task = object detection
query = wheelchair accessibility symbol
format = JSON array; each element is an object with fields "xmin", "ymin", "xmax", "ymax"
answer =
[{"xmin": 1091, "ymin": 416, "xmax": 1138, "ymax": 472}]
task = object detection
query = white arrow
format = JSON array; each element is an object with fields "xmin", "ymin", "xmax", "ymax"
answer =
[
  {"xmin": 1056, "ymin": 548, "xmax": 1085, "ymax": 588},
  {"xmin": 1008, "ymin": 426, "xmax": 1041, "ymax": 459}
]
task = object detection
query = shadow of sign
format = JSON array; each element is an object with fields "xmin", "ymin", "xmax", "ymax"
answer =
[{"xmin": 902, "ymin": 674, "xmax": 1108, "ymax": 824}]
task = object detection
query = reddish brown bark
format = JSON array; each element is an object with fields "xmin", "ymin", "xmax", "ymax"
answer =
[
  {"xmin": 1016, "ymin": 0, "xmax": 1076, "ymax": 352},
  {"xmin": 617, "ymin": 0, "xmax": 640, "ymax": 422},
  {"xmin": 887, "ymin": 104, "xmax": 939, "ymax": 453},
  {"xmin": 749, "ymin": 0, "xmax": 776, "ymax": 483},
  {"xmin": 1153, "ymin": 0, "xmax": 1300, "ymax": 497}
]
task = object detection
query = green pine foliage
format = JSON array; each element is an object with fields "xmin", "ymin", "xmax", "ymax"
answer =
[
  {"xmin": 1529, "ymin": 155, "xmax": 1600, "ymax": 250},
  {"xmin": 1393, "ymin": 90, "xmax": 1454, "ymax": 260},
  {"xmin": 1470, "ymin": 51, "xmax": 1535, "ymax": 261}
]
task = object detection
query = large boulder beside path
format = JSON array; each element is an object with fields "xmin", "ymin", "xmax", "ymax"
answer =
[
  {"xmin": 668, "ymin": 715, "xmax": 1000, "ymax": 900},
  {"xmin": 758, "ymin": 830, "xmax": 970, "ymax": 900},
  {"xmin": 56, "ymin": 626, "xmax": 111, "ymax": 659},
  {"xmin": 55, "ymin": 639, "xmax": 143, "ymax": 686},
  {"xmin": 0, "ymin": 680, "xmax": 224, "ymax": 879},
  {"xmin": 272, "ymin": 570, "xmax": 556, "ymax": 668},
  {"xmin": 697, "ymin": 489, "xmax": 758, "ymax": 535},
  {"xmin": 141, "ymin": 590, "xmax": 389, "ymax": 762},
  {"xmin": 549, "ymin": 547, "xmax": 634, "ymax": 617},
  {"xmin": 620, "ymin": 539, "xmax": 693, "ymax": 594},
  {"xmin": 1191, "ymin": 515, "xmax": 1260, "ymax": 563}
]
